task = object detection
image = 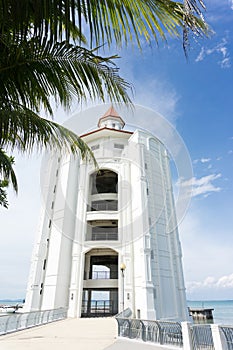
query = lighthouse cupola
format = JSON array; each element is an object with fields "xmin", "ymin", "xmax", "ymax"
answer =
[{"xmin": 97, "ymin": 106, "xmax": 125, "ymax": 130}]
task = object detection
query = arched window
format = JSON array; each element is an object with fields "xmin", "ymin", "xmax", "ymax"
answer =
[{"xmin": 91, "ymin": 169, "xmax": 118, "ymax": 195}]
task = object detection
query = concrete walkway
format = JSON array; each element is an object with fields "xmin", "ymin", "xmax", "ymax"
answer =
[{"xmin": 0, "ymin": 318, "xmax": 177, "ymax": 350}]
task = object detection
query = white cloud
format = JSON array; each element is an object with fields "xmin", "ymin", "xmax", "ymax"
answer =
[
  {"xmin": 195, "ymin": 37, "xmax": 231, "ymax": 68},
  {"xmin": 200, "ymin": 158, "xmax": 211, "ymax": 163},
  {"xmin": 219, "ymin": 57, "xmax": 231, "ymax": 69},
  {"xmin": 217, "ymin": 274, "xmax": 233, "ymax": 288},
  {"xmin": 193, "ymin": 158, "xmax": 211, "ymax": 164},
  {"xmin": 178, "ymin": 173, "xmax": 222, "ymax": 198},
  {"xmin": 230, "ymin": 0, "xmax": 233, "ymax": 10},
  {"xmin": 187, "ymin": 274, "xmax": 233, "ymax": 293},
  {"xmin": 195, "ymin": 47, "xmax": 205, "ymax": 62}
]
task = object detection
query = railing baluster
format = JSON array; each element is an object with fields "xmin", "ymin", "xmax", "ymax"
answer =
[
  {"xmin": 220, "ymin": 325, "xmax": 233, "ymax": 350},
  {"xmin": 115, "ymin": 316, "xmax": 183, "ymax": 348}
]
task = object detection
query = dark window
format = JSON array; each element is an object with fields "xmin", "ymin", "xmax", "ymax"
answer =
[
  {"xmin": 91, "ymin": 144, "xmax": 100, "ymax": 151},
  {"xmin": 114, "ymin": 143, "xmax": 124, "ymax": 149},
  {"xmin": 91, "ymin": 170, "xmax": 118, "ymax": 194}
]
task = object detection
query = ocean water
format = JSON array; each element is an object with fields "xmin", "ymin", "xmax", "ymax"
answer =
[{"xmin": 187, "ymin": 300, "xmax": 233, "ymax": 325}]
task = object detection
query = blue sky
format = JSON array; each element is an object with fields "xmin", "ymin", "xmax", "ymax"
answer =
[{"xmin": 0, "ymin": 0, "xmax": 233, "ymax": 301}]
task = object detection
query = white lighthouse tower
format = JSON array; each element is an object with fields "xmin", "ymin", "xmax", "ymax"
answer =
[{"xmin": 24, "ymin": 106, "xmax": 188, "ymax": 321}]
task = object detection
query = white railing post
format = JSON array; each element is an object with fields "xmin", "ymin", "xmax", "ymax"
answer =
[
  {"xmin": 181, "ymin": 322, "xmax": 193, "ymax": 350},
  {"xmin": 211, "ymin": 324, "xmax": 227, "ymax": 350}
]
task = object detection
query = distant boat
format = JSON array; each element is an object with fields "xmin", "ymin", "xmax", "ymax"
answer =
[{"xmin": 0, "ymin": 304, "xmax": 21, "ymax": 314}]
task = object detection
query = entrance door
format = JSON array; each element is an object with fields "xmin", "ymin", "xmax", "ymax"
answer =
[
  {"xmin": 81, "ymin": 289, "xmax": 118, "ymax": 317},
  {"xmin": 82, "ymin": 248, "xmax": 119, "ymax": 317}
]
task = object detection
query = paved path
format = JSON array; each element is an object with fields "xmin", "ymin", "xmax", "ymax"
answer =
[{"xmin": 0, "ymin": 318, "xmax": 177, "ymax": 350}]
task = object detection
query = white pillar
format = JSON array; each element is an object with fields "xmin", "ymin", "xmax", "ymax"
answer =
[
  {"xmin": 211, "ymin": 324, "xmax": 227, "ymax": 350},
  {"xmin": 181, "ymin": 322, "xmax": 193, "ymax": 350}
]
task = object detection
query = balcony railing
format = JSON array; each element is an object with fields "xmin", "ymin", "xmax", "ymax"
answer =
[
  {"xmin": 87, "ymin": 201, "xmax": 118, "ymax": 211},
  {"xmin": 91, "ymin": 270, "xmax": 118, "ymax": 279},
  {"xmin": 91, "ymin": 232, "xmax": 118, "ymax": 241}
]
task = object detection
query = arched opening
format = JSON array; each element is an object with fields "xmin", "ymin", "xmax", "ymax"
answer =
[
  {"xmin": 91, "ymin": 169, "xmax": 118, "ymax": 195},
  {"xmin": 82, "ymin": 248, "xmax": 118, "ymax": 317},
  {"xmin": 87, "ymin": 169, "xmax": 118, "ymax": 212}
]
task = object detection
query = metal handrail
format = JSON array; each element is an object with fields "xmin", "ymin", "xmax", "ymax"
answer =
[
  {"xmin": 190, "ymin": 324, "xmax": 214, "ymax": 350},
  {"xmin": 115, "ymin": 308, "xmax": 132, "ymax": 319},
  {"xmin": 0, "ymin": 307, "xmax": 67, "ymax": 336},
  {"xmin": 115, "ymin": 317, "xmax": 183, "ymax": 347},
  {"xmin": 220, "ymin": 325, "xmax": 233, "ymax": 350}
]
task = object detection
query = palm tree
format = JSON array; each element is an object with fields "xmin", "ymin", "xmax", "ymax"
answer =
[
  {"xmin": 0, "ymin": 0, "xmax": 208, "ymax": 49},
  {"xmin": 0, "ymin": 0, "xmax": 208, "ymax": 207},
  {"xmin": 0, "ymin": 30, "xmax": 131, "ymax": 206}
]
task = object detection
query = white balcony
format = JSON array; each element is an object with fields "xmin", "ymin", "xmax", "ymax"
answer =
[
  {"xmin": 86, "ymin": 229, "xmax": 118, "ymax": 241},
  {"xmin": 90, "ymin": 193, "xmax": 118, "ymax": 202},
  {"xmin": 83, "ymin": 279, "xmax": 118, "ymax": 289},
  {"xmin": 86, "ymin": 211, "xmax": 118, "ymax": 222}
]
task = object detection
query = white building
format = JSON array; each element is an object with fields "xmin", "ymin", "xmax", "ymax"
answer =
[{"xmin": 24, "ymin": 106, "xmax": 188, "ymax": 321}]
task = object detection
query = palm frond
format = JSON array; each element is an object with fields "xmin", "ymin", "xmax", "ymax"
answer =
[
  {"xmin": 0, "ymin": 181, "xmax": 9, "ymax": 208},
  {"xmin": 0, "ymin": 106, "xmax": 97, "ymax": 167},
  {"xmin": 0, "ymin": 148, "xmax": 18, "ymax": 193},
  {"xmin": 0, "ymin": 0, "xmax": 209, "ymax": 49},
  {"xmin": 182, "ymin": 0, "xmax": 207, "ymax": 54},
  {"xmin": 0, "ymin": 37, "xmax": 132, "ymax": 115}
]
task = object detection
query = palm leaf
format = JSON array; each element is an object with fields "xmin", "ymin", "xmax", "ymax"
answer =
[
  {"xmin": 0, "ymin": 182, "xmax": 9, "ymax": 208},
  {"xmin": 0, "ymin": 105, "xmax": 97, "ymax": 167},
  {"xmin": 182, "ymin": 0, "xmax": 207, "ymax": 54},
  {"xmin": 0, "ymin": 148, "xmax": 18, "ymax": 193},
  {"xmin": 0, "ymin": 0, "xmax": 209, "ymax": 49},
  {"xmin": 0, "ymin": 37, "xmax": 132, "ymax": 115}
]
